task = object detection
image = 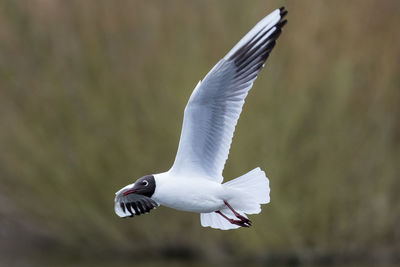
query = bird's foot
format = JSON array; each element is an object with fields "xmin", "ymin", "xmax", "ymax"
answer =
[
  {"xmin": 216, "ymin": 211, "xmax": 252, "ymax": 228},
  {"xmin": 223, "ymin": 200, "xmax": 252, "ymax": 226},
  {"xmin": 229, "ymin": 217, "xmax": 252, "ymax": 227},
  {"xmin": 234, "ymin": 213, "xmax": 252, "ymax": 225}
]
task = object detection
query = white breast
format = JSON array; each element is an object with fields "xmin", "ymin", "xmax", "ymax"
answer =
[{"xmin": 152, "ymin": 172, "xmax": 227, "ymax": 213}]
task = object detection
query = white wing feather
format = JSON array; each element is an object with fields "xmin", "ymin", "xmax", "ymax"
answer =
[{"xmin": 170, "ymin": 8, "xmax": 287, "ymax": 182}]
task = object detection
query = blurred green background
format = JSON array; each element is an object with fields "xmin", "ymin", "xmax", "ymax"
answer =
[{"xmin": 1, "ymin": 0, "xmax": 399, "ymax": 266}]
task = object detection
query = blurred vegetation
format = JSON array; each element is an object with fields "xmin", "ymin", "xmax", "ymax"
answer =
[{"xmin": 1, "ymin": 0, "xmax": 399, "ymax": 266}]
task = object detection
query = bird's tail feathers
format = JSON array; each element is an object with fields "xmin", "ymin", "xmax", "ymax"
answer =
[
  {"xmin": 200, "ymin": 167, "xmax": 270, "ymax": 230},
  {"xmin": 224, "ymin": 167, "xmax": 270, "ymax": 212}
]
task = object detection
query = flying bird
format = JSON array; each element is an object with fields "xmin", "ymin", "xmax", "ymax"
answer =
[{"xmin": 115, "ymin": 7, "xmax": 287, "ymax": 230}]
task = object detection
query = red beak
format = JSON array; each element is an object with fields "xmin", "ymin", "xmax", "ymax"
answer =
[{"xmin": 122, "ymin": 188, "xmax": 136, "ymax": 196}]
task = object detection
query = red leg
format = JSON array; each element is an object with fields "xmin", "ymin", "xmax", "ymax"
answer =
[
  {"xmin": 223, "ymin": 200, "xmax": 252, "ymax": 225},
  {"xmin": 215, "ymin": 211, "xmax": 250, "ymax": 227}
]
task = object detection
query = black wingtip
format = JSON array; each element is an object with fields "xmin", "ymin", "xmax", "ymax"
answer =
[
  {"xmin": 126, "ymin": 202, "xmax": 135, "ymax": 217},
  {"xmin": 280, "ymin": 10, "xmax": 288, "ymax": 19},
  {"xmin": 269, "ymin": 27, "xmax": 282, "ymax": 40},
  {"xmin": 120, "ymin": 202, "xmax": 126, "ymax": 213},
  {"xmin": 279, "ymin": 6, "xmax": 288, "ymax": 21},
  {"xmin": 277, "ymin": 19, "xmax": 287, "ymax": 29},
  {"xmin": 227, "ymin": 6, "xmax": 288, "ymax": 79}
]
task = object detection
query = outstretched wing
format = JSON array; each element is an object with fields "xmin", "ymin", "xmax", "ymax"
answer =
[{"xmin": 169, "ymin": 7, "xmax": 287, "ymax": 182}]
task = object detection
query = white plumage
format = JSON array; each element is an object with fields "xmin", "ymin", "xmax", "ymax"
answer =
[
  {"xmin": 115, "ymin": 7, "xmax": 287, "ymax": 230},
  {"xmin": 170, "ymin": 9, "xmax": 284, "ymax": 182}
]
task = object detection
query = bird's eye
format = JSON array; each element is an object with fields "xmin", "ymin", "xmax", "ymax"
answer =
[{"xmin": 142, "ymin": 180, "xmax": 149, "ymax": 186}]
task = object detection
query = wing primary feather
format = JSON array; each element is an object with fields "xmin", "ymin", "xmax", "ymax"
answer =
[
  {"xmin": 277, "ymin": 19, "xmax": 287, "ymax": 28},
  {"xmin": 136, "ymin": 201, "xmax": 145, "ymax": 213},
  {"xmin": 232, "ymin": 26, "xmax": 285, "ymax": 73},
  {"xmin": 235, "ymin": 40, "xmax": 276, "ymax": 74},
  {"xmin": 131, "ymin": 202, "xmax": 141, "ymax": 215},
  {"xmin": 234, "ymin": 61, "xmax": 264, "ymax": 80},
  {"xmin": 230, "ymin": 10, "xmax": 286, "ymax": 66},
  {"xmin": 235, "ymin": 41, "xmax": 268, "ymax": 70},
  {"xmin": 228, "ymin": 28, "xmax": 265, "ymax": 61},
  {"xmin": 169, "ymin": 7, "xmax": 288, "ymax": 181},
  {"xmin": 120, "ymin": 202, "xmax": 126, "ymax": 213},
  {"xmin": 125, "ymin": 203, "xmax": 134, "ymax": 217},
  {"xmin": 280, "ymin": 9, "xmax": 288, "ymax": 18}
]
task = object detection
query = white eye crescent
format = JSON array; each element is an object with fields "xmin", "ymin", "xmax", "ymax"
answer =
[{"xmin": 142, "ymin": 180, "xmax": 149, "ymax": 186}]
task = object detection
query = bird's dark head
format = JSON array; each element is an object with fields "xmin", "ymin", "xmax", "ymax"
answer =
[
  {"xmin": 115, "ymin": 174, "xmax": 158, "ymax": 218},
  {"xmin": 122, "ymin": 175, "xmax": 155, "ymax": 198}
]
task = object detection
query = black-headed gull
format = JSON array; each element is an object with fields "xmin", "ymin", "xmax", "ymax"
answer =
[{"xmin": 115, "ymin": 7, "xmax": 287, "ymax": 230}]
